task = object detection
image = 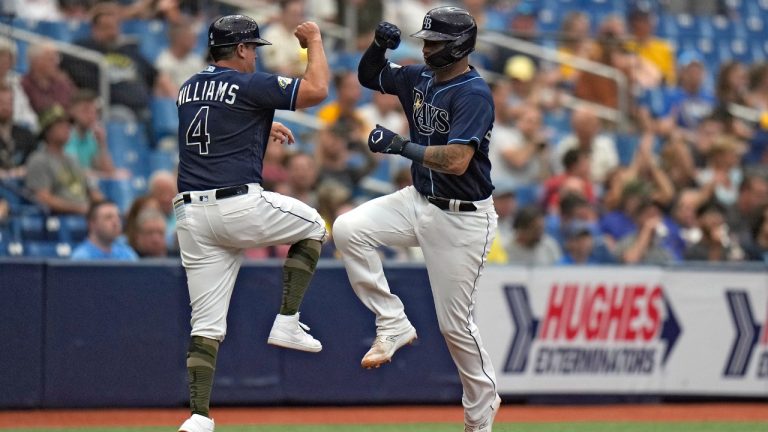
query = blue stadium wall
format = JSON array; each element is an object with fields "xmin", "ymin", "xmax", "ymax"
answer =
[{"xmin": 0, "ymin": 260, "xmax": 462, "ymax": 409}]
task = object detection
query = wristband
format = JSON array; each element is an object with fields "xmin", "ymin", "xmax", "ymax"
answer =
[{"xmin": 401, "ymin": 142, "xmax": 426, "ymax": 164}]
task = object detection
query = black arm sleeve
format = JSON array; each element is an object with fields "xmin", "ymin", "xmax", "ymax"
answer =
[{"xmin": 358, "ymin": 42, "xmax": 388, "ymax": 91}]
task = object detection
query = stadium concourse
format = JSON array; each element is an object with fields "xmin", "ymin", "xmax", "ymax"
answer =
[{"xmin": 0, "ymin": 0, "xmax": 767, "ymax": 268}]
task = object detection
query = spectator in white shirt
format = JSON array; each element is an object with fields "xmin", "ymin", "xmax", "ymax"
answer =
[
  {"xmin": 555, "ymin": 107, "xmax": 618, "ymax": 183},
  {"xmin": 155, "ymin": 20, "xmax": 206, "ymax": 91}
]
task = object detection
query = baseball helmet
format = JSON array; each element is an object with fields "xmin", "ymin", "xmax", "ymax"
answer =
[
  {"xmin": 208, "ymin": 15, "xmax": 271, "ymax": 48},
  {"xmin": 410, "ymin": 6, "xmax": 477, "ymax": 69}
]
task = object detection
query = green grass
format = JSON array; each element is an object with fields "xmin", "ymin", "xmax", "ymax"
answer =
[{"xmin": 5, "ymin": 423, "xmax": 768, "ymax": 432}]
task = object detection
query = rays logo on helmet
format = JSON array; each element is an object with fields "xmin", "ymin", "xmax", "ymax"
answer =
[{"xmin": 423, "ymin": 16, "xmax": 432, "ymax": 29}]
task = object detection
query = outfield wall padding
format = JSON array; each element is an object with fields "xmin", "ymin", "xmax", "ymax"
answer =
[{"xmin": 2, "ymin": 260, "xmax": 766, "ymax": 408}]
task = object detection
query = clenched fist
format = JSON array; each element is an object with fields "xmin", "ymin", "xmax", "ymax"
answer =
[
  {"xmin": 374, "ymin": 22, "xmax": 401, "ymax": 50},
  {"xmin": 294, "ymin": 21, "xmax": 321, "ymax": 49}
]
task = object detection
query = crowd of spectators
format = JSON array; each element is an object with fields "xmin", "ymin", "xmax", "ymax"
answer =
[{"xmin": 1, "ymin": 0, "xmax": 768, "ymax": 265}]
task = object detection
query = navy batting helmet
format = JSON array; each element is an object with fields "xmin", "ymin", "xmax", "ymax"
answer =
[
  {"xmin": 208, "ymin": 15, "xmax": 271, "ymax": 48},
  {"xmin": 410, "ymin": 6, "xmax": 477, "ymax": 69}
]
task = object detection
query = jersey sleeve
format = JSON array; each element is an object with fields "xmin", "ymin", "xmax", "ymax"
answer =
[
  {"xmin": 447, "ymin": 91, "xmax": 494, "ymax": 148},
  {"xmin": 245, "ymin": 72, "xmax": 302, "ymax": 111},
  {"xmin": 377, "ymin": 62, "xmax": 423, "ymax": 96}
]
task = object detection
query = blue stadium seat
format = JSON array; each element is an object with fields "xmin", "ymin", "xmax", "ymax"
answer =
[
  {"xmin": 122, "ymin": 19, "xmax": 169, "ymax": 63},
  {"xmin": 98, "ymin": 178, "xmax": 135, "ymax": 214},
  {"xmin": 709, "ymin": 15, "xmax": 743, "ymax": 40},
  {"xmin": 149, "ymin": 149, "xmax": 177, "ymax": 174},
  {"xmin": 139, "ymin": 20, "xmax": 169, "ymax": 63},
  {"xmin": 745, "ymin": 16, "xmax": 765, "ymax": 38},
  {"xmin": 23, "ymin": 241, "xmax": 72, "ymax": 258},
  {"xmin": 55, "ymin": 215, "xmax": 88, "ymax": 243},
  {"xmin": 150, "ymin": 97, "xmax": 179, "ymax": 141},
  {"xmin": 32, "ymin": 20, "xmax": 74, "ymax": 42},
  {"xmin": 17, "ymin": 214, "xmax": 47, "ymax": 241},
  {"xmin": 514, "ymin": 185, "xmax": 541, "ymax": 207},
  {"xmin": 106, "ymin": 120, "xmax": 151, "ymax": 176},
  {"xmin": 657, "ymin": 14, "xmax": 678, "ymax": 39}
]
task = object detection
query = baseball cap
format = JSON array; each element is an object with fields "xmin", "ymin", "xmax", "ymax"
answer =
[
  {"xmin": 38, "ymin": 104, "xmax": 70, "ymax": 139},
  {"xmin": 677, "ymin": 49, "xmax": 704, "ymax": 68},
  {"xmin": 504, "ymin": 55, "xmax": 536, "ymax": 82},
  {"xmin": 562, "ymin": 220, "xmax": 593, "ymax": 240}
]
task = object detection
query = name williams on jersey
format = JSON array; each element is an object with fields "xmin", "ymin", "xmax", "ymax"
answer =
[
  {"xmin": 178, "ymin": 80, "xmax": 239, "ymax": 106},
  {"xmin": 413, "ymin": 89, "xmax": 449, "ymax": 135}
]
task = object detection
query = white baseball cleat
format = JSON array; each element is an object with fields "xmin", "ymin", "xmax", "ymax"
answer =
[
  {"xmin": 464, "ymin": 394, "xmax": 501, "ymax": 432},
  {"xmin": 179, "ymin": 414, "xmax": 214, "ymax": 432},
  {"xmin": 361, "ymin": 326, "xmax": 418, "ymax": 369},
  {"xmin": 267, "ymin": 313, "xmax": 322, "ymax": 352}
]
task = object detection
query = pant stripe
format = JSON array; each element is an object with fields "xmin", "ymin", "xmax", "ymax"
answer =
[{"xmin": 465, "ymin": 211, "xmax": 497, "ymax": 393}]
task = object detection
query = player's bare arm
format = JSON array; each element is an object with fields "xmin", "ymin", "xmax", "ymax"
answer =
[
  {"xmin": 294, "ymin": 22, "xmax": 329, "ymax": 109},
  {"xmin": 422, "ymin": 144, "xmax": 474, "ymax": 175}
]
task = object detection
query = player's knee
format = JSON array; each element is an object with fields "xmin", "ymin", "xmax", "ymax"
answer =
[{"xmin": 331, "ymin": 213, "xmax": 354, "ymax": 247}]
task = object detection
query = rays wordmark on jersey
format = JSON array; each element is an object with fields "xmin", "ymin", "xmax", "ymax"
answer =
[{"xmin": 413, "ymin": 89, "xmax": 450, "ymax": 136}]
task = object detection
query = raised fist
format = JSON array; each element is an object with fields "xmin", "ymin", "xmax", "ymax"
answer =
[
  {"xmin": 294, "ymin": 21, "xmax": 321, "ymax": 49},
  {"xmin": 374, "ymin": 22, "xmax": 401, "ymax": 50}
]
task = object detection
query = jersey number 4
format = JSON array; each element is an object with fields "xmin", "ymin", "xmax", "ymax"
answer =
[{"xmin": 186, "ymin": 106, "xmax": 211, "ymax": 155}]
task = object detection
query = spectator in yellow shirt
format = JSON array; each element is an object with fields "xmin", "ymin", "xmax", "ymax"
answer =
[{"xmin": 624, "ymin": 1, "xmax": 676, "ymax": 86}]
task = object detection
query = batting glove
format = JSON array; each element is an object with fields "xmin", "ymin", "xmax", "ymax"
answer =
[
  {"xmin": 368, "ymin": 124, "xmax": 408, "ymax": 154},
  {"xmin": 374, "ymin": 22, "xmax": 401, "ymax": 50}
]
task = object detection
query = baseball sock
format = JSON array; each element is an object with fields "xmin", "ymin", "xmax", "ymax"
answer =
[
  {"xmin": 187, "ymin": 336, "xmax": 220, "ymax": 418},
  {"xmin": 280, "ymin": 238, "xmax": 321, "ymax": 315}
]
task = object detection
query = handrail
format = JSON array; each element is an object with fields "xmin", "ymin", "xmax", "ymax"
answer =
[
  {"xmin": 0, "ymin": 21, "xmax": 111, "ymax": 116},
  {"xmin": 477, "ymin": 31, "xmax": 630, "ymax": 131}
]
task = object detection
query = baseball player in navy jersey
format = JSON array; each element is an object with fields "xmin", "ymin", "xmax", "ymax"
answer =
[
  {"xmin": 332, "ymin": 6, "xmax": 501, "ymax": 432},
  {"xmin": 175, "ymin": 15, "xmax": 329, "ymax": 432}
]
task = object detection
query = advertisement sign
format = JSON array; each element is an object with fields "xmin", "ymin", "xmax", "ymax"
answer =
[{"xmin": 477, "ymin": 266, "xmax": 768, "ymax": 396}]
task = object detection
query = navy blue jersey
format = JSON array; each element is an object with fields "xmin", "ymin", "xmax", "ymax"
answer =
[
  {"xmin": 372, "ymin": 63, "xmax": 494, "ymax": 201},
  {"xmin": 176, "ymin": 65, "xmax": 301, "ymax": 192}
]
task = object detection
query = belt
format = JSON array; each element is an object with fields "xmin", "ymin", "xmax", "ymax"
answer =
[
  {"xmin": 427, "ymin": 196, "xmax": 477, "ymax": 212},
  {"xmin": 179, "ymin": 184, "xmax": 250, "ymax": 204}
]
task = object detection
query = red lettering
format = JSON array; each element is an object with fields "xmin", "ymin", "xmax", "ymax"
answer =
[
  {"xmin": 624, "ymin": 285, "xmax": 645, "ymax": 341},
  {"xmin": 585, "ymin": 285, "xmax": 606, "ymax": 341},
  {"xmin": 643, "ymin": 285, "xmax": 663, "ymax": 341},
  {"xmin": 563, "ymin": 283, "xmax": 581, "ymax": 340},
  {"xmin": 541, "ymin": 284, "xmax": 565, "ymax": 340},
  {"xmin": 600, "ymin": 285, "xmax": 626, "ymax": 340}
]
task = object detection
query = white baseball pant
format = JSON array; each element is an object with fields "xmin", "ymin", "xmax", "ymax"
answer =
[
  {"xmin": 333, "ymin": 185, "xmax": 498, "ymax": 425},
  {"xmin": 174, "ymin": 183, "xmax": 327, "ymax": 342}
]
